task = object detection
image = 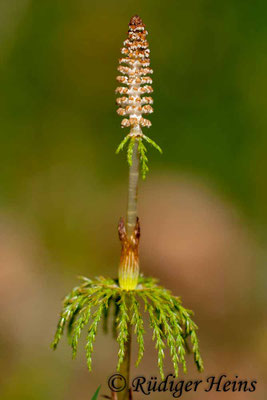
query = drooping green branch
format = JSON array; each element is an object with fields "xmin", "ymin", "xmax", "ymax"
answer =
[
  {"xmin": 52, "ymin": 276, "xmax": 203, "ymax": 379},
  {"xmin": 116, "ymin": 133, "xmax": 162, "ymax": 180}
]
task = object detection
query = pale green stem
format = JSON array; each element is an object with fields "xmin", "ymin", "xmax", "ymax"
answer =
[
  {"xmin": 126, "ymin": 140, "xmax": 139, "ymax": 236},
  {"xmin": 118, "ymin": 138, "xmax": 139, "ymax": 399}
]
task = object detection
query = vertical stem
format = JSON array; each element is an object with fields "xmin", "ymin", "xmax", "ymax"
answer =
[
  {"xmin": 127, "ymin": 140, "xmax": 139, "ymax": 237},
  {"xmin": 118, "ymin": 139, "xmax": 139, "ymax": 399}
]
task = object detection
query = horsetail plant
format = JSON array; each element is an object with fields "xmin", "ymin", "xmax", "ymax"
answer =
[{"xmin": 52, "ymin": 15, "xmax": 203, "ymax": 400}]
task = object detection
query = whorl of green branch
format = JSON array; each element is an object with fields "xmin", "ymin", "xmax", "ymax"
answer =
[
  {"xmin": 52, "ymin": 275, "xmax": 203, "ymax": 379},
  {"xmin": 116, "ymin": 135, "xmax": 162, "ymax": 179}
]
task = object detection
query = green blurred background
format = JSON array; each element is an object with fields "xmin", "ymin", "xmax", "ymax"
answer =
[{"xmin": 0, "ymin": 0, "xmax": 266, "ymax": 398}]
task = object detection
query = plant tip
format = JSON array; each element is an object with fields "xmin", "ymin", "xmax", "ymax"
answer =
[{"xmin": 129, "ymin": 15, "xmax": 145, "ymax": 28}]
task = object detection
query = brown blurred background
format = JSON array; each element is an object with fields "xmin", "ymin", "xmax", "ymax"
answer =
[{"xmin": 0, "ymin": 0, "xmax": 266, "ymax": 398}]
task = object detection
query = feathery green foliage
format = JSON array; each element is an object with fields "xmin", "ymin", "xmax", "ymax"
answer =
[
  {"xmin": 131, "ymin": 295, "xmax": 145, "ymax": 366},
  {"xmin": 140, "ymin": 293, "xmax": 166, "ymax": 379},
  {"xmin": 116, "ymin": 135, "xmax": 130, "ymax": 154},
  {"xmin": 117, "ymin": 292, "xmax": 130, "ymax": 370},
  {"xmin": 86, "ymin": 296, "xmax": 108, "ymax": 371},
  {"xmin": 116, "ymin": 135, "xmax": 162, "ymax": 179},
  {"xmin": 52, "ymin": 275, "xmax": 203, "ymax": 378},
  {"xmin": 138, "ymin": 140, "xmax": 149, "ymax": 179},
  {"xmin": 127, "ymin": 138, "xmax": 136, "ymax": 166},
  {"xmin": 143, "ymin": 134, "xmax": 162, "ymax": 154}
]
